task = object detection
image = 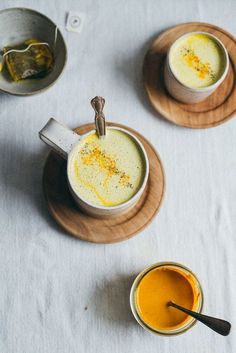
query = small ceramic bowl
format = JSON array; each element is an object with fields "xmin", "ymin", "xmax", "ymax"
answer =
[
  {"xmin": 164, "ymin": 31, "xmax": 229, "ymax": 104},
  {"xmin": 0, "ymin": 7, "xmax": 67, "ymax": 95}
]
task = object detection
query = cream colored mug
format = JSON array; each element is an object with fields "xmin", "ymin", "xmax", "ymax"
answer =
[
  {"xmin": 39, "ymin": 97, "xmax": 149, "ymax": 217},
  {"xmin": 164, "ymin": 31, "xmax": 229, "ymax": 104}
]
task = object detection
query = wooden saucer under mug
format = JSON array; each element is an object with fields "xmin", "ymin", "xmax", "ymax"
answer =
[
  {"xmin": 43, "ymin": 123, "xmax": 165, "ymax": 243},
  {"xmin": 143, "ymin": 22, "xmax": 236, "ymax": 128}
]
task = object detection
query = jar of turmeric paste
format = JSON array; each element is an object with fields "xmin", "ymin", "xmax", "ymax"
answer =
[{"xmin": 130, "ymin": 262, "xmax": 203, "ymax": 336}]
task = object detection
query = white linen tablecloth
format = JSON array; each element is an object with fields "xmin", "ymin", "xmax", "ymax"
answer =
[{"xmin": 0, "ymin": 0, "xmax": 235, "ymax": 352}]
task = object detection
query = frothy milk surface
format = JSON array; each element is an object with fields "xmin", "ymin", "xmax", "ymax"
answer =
[
  {"xmin": 69, "ymin": 129, "xmax": 146, "ymax": 207},
  {"xmin": 170, "ymin": 33, "xmax": 226, "ymax": 88}
]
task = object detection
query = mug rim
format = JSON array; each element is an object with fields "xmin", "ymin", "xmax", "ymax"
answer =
[
  {"xmin": 167, "ymin": 31, "xmax": 229, "ymax": 92},
  {"xmin": 67, "ymin": 126, "xmax": 149, "ymax": 211},
  {"xmin": 130, "ymin": 261, "xmax": 204, "ymax": 336}
]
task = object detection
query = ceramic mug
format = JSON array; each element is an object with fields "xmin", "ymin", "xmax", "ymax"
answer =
[
  {"xmin": 164, "ymin": 31, "xmax": 229, "ymax": 104},
  {"xmin": 39, "ymin": 111, "xmax": 149, "ymax": 218}
]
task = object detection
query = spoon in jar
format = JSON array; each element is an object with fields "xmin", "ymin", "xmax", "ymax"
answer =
[{"xmin": 167, "ymin": 301, "xmax": 231, "ymax": 336}]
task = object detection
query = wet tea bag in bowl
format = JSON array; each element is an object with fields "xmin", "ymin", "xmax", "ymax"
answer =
[
  {"xmin": 1, "ymin": 38, "xmax": 54, "ymax": 81},
  {"xmin": 0, "ymin": 8, "xmax": 66, "ymax": 96}
]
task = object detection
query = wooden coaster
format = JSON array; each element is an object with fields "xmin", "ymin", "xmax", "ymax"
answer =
[
  {"xmin": 143, "ymin": 22, "xmax": 236, "ymax": 128},
  {"xmin": 43, "ymin": 123, "xmax": 165, "ymax": 243}
]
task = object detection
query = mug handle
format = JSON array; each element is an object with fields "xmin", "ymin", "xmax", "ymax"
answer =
[{"xmin": 39, "ymin": 118, "xmax": 81, "ymax": 159}]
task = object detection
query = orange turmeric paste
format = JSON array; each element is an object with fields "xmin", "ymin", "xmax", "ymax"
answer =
[{"xmin": 136, "ymin": 265, "xmax": 199, "ymax": 331}]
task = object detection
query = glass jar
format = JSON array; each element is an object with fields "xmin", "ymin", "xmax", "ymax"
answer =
[{"xmin": 130, "ymin": 261, "xmax": 204, "ymax": 336}]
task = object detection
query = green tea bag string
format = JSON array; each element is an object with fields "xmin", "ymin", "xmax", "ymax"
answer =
[
  {"xmin": 2, "ymin": 41, "xmax": 50, "ymax": 57},
  {"xmin": 91, "ymin": 96, "xmax": 106, "ymax": 138},
  {"xmin": 54, "ymin": 26, "xmax": 58, "ymax": 50}
]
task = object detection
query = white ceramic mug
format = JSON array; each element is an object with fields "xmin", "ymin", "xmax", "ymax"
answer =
[
  {"xmin": 39, "ymin": 118, "xmax": 149, "ymax": 217},
  {"xmin": 164, "ymin": 31, "xmax": 229, "ymax": 104}
]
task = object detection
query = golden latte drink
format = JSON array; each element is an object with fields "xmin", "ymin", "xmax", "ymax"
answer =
[
  {"xmin": 169, "ymin": 33, "xmax": 226, "ymax": 88},
  {"xmin": 69, "ymin": 128, "xmax": 146, "ymax": 207}
]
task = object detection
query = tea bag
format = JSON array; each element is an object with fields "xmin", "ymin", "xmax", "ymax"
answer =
[{"xmin": 3, "ymin": 38, "xmax": 53, "ymax": 81}]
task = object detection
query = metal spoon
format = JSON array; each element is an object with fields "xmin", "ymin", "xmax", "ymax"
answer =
[
  {"xmin": 91, "ymin": 96, "xmax": 106, "ymax": 138},
  {"xmin": 168, "ymin": 301, "xmax": 231, "ymax": 336}
]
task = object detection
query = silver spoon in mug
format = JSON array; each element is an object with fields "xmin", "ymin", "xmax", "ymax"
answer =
[
  {"xmin": 167, "ymin": 301, "xmax": 231, "ymax": 336},
  {"xmin": 91, "ymin": 96, "xmax": 106, "ymax": 138}
]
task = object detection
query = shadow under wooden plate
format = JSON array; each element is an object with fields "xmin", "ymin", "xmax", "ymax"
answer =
[
  {"xmin": 43, "ymin": 123, "xmax": 165, "ymax": 243},
  {"xmin": 143, "ymin": 22, "xmax": 236, "ymax": 128}
]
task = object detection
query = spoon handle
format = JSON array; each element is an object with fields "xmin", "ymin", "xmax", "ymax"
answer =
[
  {"xmin": 91, "ymin": 96, "xmax": 106, "ymax": 138},
  {"xmin": 169, "ymin": 302, "xmax": 231, "ymax": 336}
]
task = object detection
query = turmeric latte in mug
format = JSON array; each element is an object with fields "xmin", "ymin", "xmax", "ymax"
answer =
[
  {"xmin": 130, "ymin": 262, "xmax": 203, "ymax": 335},
  {"xmin": 169, "ymin": 32, "xmax": 227, "ymax": 88},
  {"xmin": 68, "ymin": 128, "xmax": 146, "ymax": 207}
]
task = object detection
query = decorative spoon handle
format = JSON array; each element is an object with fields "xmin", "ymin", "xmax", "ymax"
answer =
[
  {"xmin": 91, "ymin": 96, "xmax": 106, "ymax": 138},
  {"xmin": 168, "ymin": 301, "xmax": 231, "ymax": 336}
]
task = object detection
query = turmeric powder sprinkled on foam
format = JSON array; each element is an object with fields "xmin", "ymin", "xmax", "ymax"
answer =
[
  {"xmin": 80, "ymin": 142, "xmax": 134, "ymax": 189},
  {"xmin": 181, "ymin": 47, "xmax": 216, "ymax": 80}
]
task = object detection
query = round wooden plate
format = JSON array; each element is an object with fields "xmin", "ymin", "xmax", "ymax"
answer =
[
  {"xmin": 143, "ymin": 22, "xmax": 236, "ymax": 128},
  {"xmin": 43, "ymin": 123, "xmax": 165, "ymax": 243}
]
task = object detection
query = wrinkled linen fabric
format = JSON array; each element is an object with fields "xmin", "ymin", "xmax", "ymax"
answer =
[{"xmin": 0, "ymin": 0, "xmax": 235, "ymax": 352}]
